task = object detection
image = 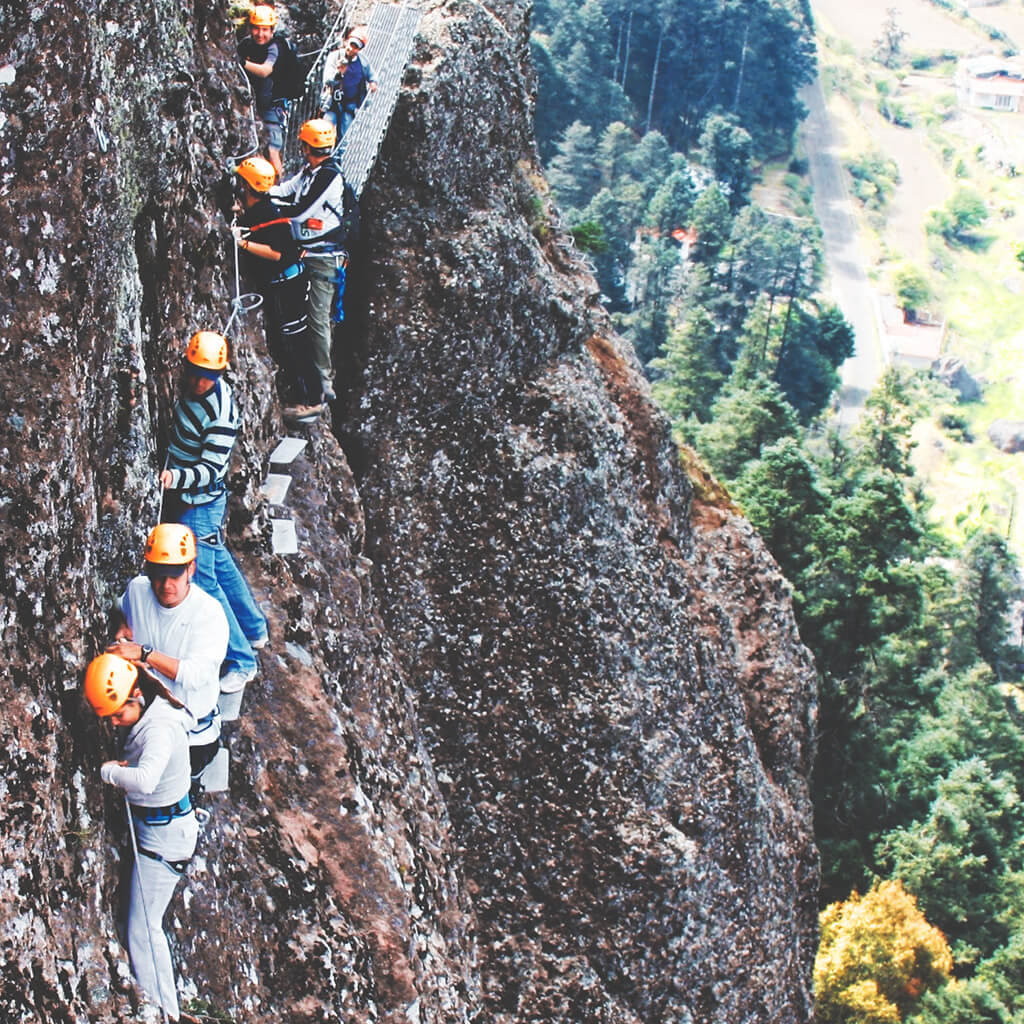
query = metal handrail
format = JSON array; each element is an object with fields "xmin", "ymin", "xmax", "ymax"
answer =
[{"xmin": 281, "ymin": 1, "xmax": 360, "ymax": 171}]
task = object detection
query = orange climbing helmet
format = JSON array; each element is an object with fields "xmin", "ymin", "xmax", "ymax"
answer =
[
  {"xmin": 298, "ymin": 118, "xmax": 337, "ymax": 152},
  {"xmin": 144, "ymin": 523, "xmax": 197, "ymax": 577},
  {"xmin": 346, "ymin": 27, "xmax": 369, "ymax": 49},
  {"xmin": 84, "ymin": 653, "xmax": 139, "ymax": 717},
  {"xmin": 249, "ymin": 4, "xmax": 277, "ymax": 27},
  {"xmin": 185, "ymin": 330, "xmax": 228, "ymax": 374},
  {"xmin": 236, "ymin": 156, "xmax": 276, "ymax": 193}
]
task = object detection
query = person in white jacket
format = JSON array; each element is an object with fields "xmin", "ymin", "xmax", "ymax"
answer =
[
  {"xmin": 269, "ymin": 117, "xmax": 359, "ymax": 402},
  {"xmin": 106, "ymin": 523, "xmax": 229, "ymax": 800},
  {"xmin": 84, "ymin": 653, "xmax": 199, "ymax": 1024}
]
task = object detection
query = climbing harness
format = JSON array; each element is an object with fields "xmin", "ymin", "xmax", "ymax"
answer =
[
  {"xmin": 123, "ymin": 792, "xmax": 173, "ymax": 1024},
  {"xmin": 271, "ymin": 260, "xmax": 305, "ymax": 284},
  {"xmin": 130, "ymin": 793, "xmax": 193, "ymax": 826}
]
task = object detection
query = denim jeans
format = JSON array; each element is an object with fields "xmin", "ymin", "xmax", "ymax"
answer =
[
  {"xmin": 339, "ymin": 104, "xmax": 357, "ymax": 137},
  {"xmin": 178, "ymin": 493, "xmax": 267, "ymax": 677},
  {"xmin": 322, "ymin": 105, "xmax": 356, "ymax": 136},
  {"xmin": 262, "ymin": 100, "xmax": 287, "ymax": 151}
]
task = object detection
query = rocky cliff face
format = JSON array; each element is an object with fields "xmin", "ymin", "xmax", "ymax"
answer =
[{"xmin": 0, "ymin": 1, "xmax": 818, "ymax": 1022}]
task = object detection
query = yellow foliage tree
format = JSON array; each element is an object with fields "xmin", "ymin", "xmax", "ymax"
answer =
[{"xmin": 814, "ymin": 879, "xmax": 953, "ymax": 1024}]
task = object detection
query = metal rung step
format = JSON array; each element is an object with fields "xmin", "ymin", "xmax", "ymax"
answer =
[
  {"xmin": 261, "ymin": 473, "xmax": 293, "ymax": 504},
  {"xmin": 219, "ymin": 683, "xmax": 246, "ymax": 722},
  {"xmin": 201, "ymin": 747, "xmax": 230, "ymax": 793},
  {"xmin": 270, "ymin": 437, "xmax": 307, "ymax": 465},
  {"xmin": 271, "ymin": 518, "xmax": 299, "ymax": 555}
]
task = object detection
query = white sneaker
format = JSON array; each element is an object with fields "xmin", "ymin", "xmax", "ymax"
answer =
[
  {"xmin": 194, "ymin": 807, "xmax": 211, "ymax": 827},
  {"xmin": 250, "ymin": 636, "xmax": 269, "ymax": 650},
  {"xmin": 220, "ymin": 668, "xmax": 256, "ymax": 694}
]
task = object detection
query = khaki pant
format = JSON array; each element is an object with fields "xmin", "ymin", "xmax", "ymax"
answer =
[{"xmin": 303, "ymin": 252, "xmax": 347, "ymax": 392}]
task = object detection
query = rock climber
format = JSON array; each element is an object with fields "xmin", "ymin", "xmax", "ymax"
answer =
[
  {"xmin": 159, "ymin": 331, "xmax": 269, "ymax": 696},
  {"xmin": 269, "ymin": 117, "xmax": 359, "ymax": 403},
  {"xmin": 84, "ymin": 651, "xmax": 201, "ymax": 1024},
  {"xmin": 233, "ymin": 156, "xmax": 324, "ymax": 423},
  {"xmin": 238, "ymin": 4, "xmax": 287, "ymax": 179},
  {"xmin": 106, "ymin": 523, "xmax": 228, "ymax": 801},
  {"xmin": 320, "ymin": 28, "xmax": 377, "ymax": 138}
]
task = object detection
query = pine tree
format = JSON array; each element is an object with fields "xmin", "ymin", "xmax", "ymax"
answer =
[
  {"xmin": 698, "ymin": 111, "xmax": 755, "ymax": 211},
  {"xmin": 596, "ymin": 120, "xmax": 637, "ymax": 187},
  {"xmin": 547, "ymin": 121, "xmax": 601, "ymax": 211},
  {"xmin": 696, "ymin": 371, "xmax": 799, "ymax": 480},
  {"xmin": 646, "ymin": 167, "xmax": 697, "ymax": 235},
  {"xmin": 649, "ymin": 302, "xmax": 719, "ymax": 419}
]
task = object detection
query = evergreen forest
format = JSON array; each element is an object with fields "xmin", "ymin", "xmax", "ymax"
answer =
[{"xmin": 532, "ymin": 2, "xmax": 1024, "ymax": 1021}]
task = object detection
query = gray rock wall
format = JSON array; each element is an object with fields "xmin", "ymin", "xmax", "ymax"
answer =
[{"xmin": 0, "ymin": 0, "xmax": 818, "ymax": 1021}]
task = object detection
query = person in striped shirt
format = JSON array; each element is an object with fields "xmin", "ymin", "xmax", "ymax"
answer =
[{"xmin": 159, "ymin": 331, "xmax": 268, "ymax": 696}]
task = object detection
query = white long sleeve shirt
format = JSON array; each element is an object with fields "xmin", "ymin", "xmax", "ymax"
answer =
[{"xmin": 100, "ymin": 697, "xmax": 193, "ymax": 807}]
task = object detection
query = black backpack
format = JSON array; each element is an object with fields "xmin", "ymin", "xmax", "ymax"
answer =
[{"xmin": 270, "ymin": 33, "xmax": 305, "ymax": 100}]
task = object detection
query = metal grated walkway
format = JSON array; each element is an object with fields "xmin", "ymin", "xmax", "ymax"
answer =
[
  {"xmin": 337, "ymin": 4, "xmax": 421, "ymax": 197},
  {"xmin": 280, "ymin": 0, "xmax": 358, "ymax": 170},
  {"xmin": 282, "ymin": 3, "xmax": 421, "ymax": 197}
]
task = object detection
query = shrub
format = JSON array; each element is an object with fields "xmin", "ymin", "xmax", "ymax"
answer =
[
  {"xmin": 847, "ymin": 151, "xmax": 901, "ymax": 210},
  {"xmin": 569, "ymin": 220, "xmax": 608, "ymax": 253},
  {"xmin": 939, "ymin": 412, "xmax": 972, "ymax": 442}
]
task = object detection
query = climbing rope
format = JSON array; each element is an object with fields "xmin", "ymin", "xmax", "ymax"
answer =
[
  {"xmin": 123, "ymin": 792, "xmax": 172, "ymax": 1024},
  {"xmin": 222, "ymin": 213, "xmax": 264, "ymax": 339},
  {"xmin": 226, "ymin": 61, "xmax": 263, "ymax": 169},
  {"xmin": 158, "ymin": 456, "xmax": 168, "ymax": 524}
]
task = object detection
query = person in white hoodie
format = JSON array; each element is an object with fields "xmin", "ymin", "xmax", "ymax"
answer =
[
  {"xmin": 106, "ymin": 523, "xmax": 229, "ymax": 801},
  {"xmin": 84, "ymin": 652, "xmax": 199, "ymax": 1024}
]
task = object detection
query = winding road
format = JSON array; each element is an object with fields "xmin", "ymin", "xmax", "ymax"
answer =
[{"xmin": 800, "ymin": 78, "xmax": 886, "ymax": 426}]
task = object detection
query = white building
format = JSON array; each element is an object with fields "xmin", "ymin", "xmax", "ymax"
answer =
[{"xmin": 957, "ymin": 55, "xmax": 1024, "ymax": 112}]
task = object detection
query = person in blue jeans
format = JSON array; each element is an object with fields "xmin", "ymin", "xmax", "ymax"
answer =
[{"xmin": 159, "ymin": 331, "xmax": 268, "ymax": 694}]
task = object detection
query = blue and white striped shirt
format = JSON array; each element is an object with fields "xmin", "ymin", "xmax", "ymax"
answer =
[{"xmin": 165, "ymin": 378, "xmax": 239, "ymax": 503}]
